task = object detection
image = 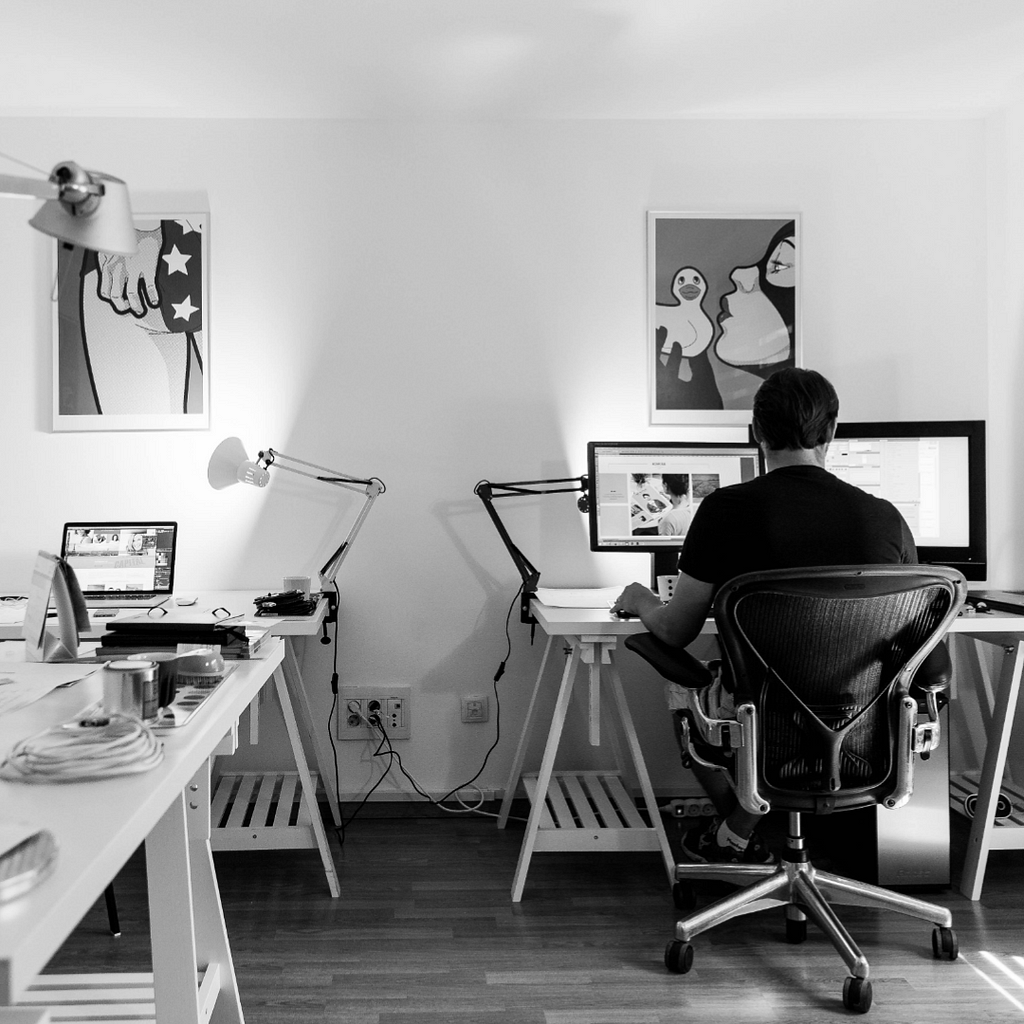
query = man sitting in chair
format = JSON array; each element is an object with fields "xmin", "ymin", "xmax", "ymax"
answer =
[{"xmin": 612, "ymin": 367, "xmax": 917, "ymax": 865}]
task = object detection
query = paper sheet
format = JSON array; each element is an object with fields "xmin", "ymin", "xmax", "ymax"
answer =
[
  {"xmin": 0, "ymin": 604, "xmax": 26, "ymax": 626},
  {"xmin": 0, "ymin": 663, "xmax": 98, "ymax": 717},
  {"xmin": 534, "ymin": 587, "xmax": 623, "ymax": 608}
]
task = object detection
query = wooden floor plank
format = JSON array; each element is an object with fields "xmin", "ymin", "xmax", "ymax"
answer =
[{"xmin": 33, "ymin": 804, "xmax": 1024, "ymax": 1023}]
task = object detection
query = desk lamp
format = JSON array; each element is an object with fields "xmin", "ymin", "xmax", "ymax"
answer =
[
  {"xmin": 474, "ymin": 475, "xmax": 588, "ymax": 626},
  {"xmin": 208, "ymin": 437, "xmax": 386, "ymax": 623},
  {"xmin": 0, "ymin": 156, "xmax": 137, "ymax": 254}
]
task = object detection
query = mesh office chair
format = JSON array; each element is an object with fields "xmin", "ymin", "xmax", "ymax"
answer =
[{"xmin": 625, "ymin": 564, "xmax": 966, "ymax": 1014}]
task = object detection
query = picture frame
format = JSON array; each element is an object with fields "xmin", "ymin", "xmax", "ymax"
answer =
[
  {"xmin": 648, "ymin": 212, "xmax": 800, "ymax": 426},
  {"xmin": 52, "ymin": 211, "xmax": 209, "ymax": 431}
]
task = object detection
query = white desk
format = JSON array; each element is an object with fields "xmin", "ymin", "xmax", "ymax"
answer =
[
  {"xmin": 497, "ymin": 603, "xmax": 676, "ymax": 902},
  {"xmin": 0, "ymin": 639, "xmax": 283, "ymax": 1023},
  {"xmin": 0, "ymin": 591, "xmax": 341, "ymax": 899},
  {"xmin": 944, "ymin": 613, "xmax": 1024, "ymax": 900},
  {"xmin": 498, "ymin": 603, "xmax": 1024, "ymax": 903}
]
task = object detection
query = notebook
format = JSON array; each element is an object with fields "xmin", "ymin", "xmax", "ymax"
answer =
[{"xmin": 60, "ymin": 522, "xmax": 177, "ymax": 608}]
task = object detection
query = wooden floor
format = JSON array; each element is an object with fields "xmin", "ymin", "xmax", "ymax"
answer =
[{"xmin": 43, "ymin": 805, "xmax": 1024, "ymax": 1022}]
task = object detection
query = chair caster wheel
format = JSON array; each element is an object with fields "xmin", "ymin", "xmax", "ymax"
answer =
[
  {"xmin": 664, "ymin": 940, "xmax": 694, "ymax": 974},
  {"xmin": 842, "ymin": 976, "xmax": 873, "ymax": 1013},
  {"xmin": 672, "ymin": 881, "xmax": 696, "ymax": 912},
  {"xmin": 785, "ymin": 915, "xmax": 807, "ymax": 944},
  {"xmin": 932, "ymin": 925, "xmax": 958, "ymax": 960}
]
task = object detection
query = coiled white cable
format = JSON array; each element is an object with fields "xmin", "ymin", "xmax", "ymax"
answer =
[{"xmin": 0, "ymin": 713, "xmax": 164, "ymax": 782}]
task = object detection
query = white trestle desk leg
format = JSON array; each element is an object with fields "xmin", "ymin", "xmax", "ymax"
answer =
[
  {"xmin": 960, "ymin": 639, "xmax": 1024, "ymax": 900},
  {"xmin": 606, "ymin": 655, "xmax": 675, "ymax": 883},
  {"xmin": 582, "ymin": 638, "xmax": 608, "ymax": 746},
  {"xmin": 186, "ymin": 762, "xmax": 243, "ymax": 1024},
  {"xmin": 498, "ymin": 635, "xmax": 554, "ymax": 829},
  {"xmin": 281, "ymin": 639, "xmax": 342, "ymax": 826},
  {"xmin": 510, "ymin": 643, "xmax": 583, "ymax": 902},
  {"xmin": 272, "ymin": 665, "xmax": 341, "ymax": 897},
  {"xmin": 146, "ymin": 762, "xmax": 241, "ymax": 1024}
]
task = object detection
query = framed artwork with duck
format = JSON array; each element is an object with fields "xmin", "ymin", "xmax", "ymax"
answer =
[{"xmin": 648, "ymin": 212, "xmax": 800, "ymax": 426}]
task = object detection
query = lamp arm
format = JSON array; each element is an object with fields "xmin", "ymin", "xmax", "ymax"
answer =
[
  {"xmin": 318, "ymin": 478, "xmax": 386, "ymax": 586},
  {"xmin": 474, "ymin": 475, "xmax": 588, "ymax": 624},
  {"xmin": 0, "ymin": 173, "xmax": 60, "ymax": 201},
  {"xmin": 261, "ymin": 448, "xmax": 376, "ymax": 494}
]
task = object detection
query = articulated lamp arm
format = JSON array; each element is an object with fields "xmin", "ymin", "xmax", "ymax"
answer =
[
  {"xmin": 257, "ymin": 447, "xmax": 386, "ymax": 588},
  {"xmin": 474, "ymin": 475, "xmax": 589, "ymax": 624}
]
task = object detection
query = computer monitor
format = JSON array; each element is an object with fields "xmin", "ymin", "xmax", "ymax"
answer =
[
  {"xmin": 587, "ymin": 440, "xmax": 764, "ymax": 582},
  {"xmin": 825, "ymin": 421, "xmax": 986, "ymax": 581}
]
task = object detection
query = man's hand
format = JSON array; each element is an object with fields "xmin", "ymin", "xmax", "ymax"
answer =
[
  {"xmin": 97, "ymin": 229, "xmax": 162, "ymax": 316},
  {"xmin": 615, "ymin": 572, "xmax": 715, "ymax": 649},
  {"xmin": 612, "ymin": 583, "xmax": 662, "ymax": 618}
]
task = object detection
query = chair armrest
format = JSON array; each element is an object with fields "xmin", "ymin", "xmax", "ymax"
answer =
[
  {"xmin": 623, "ymin": 633, "xmax": 714, "ymax": 688},
  {"xmin": 909, "ymin": 641, "xmax": 951, "ymax": 695}
]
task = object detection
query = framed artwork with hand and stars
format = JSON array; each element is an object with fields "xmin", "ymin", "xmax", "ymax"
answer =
[
  {"xmin": 648, "ymin": 212, "xmax": 800, "ymax": 426},
  {"xmin": 52, "ymin": 210, "xmax": 209, "ymax": 431}
]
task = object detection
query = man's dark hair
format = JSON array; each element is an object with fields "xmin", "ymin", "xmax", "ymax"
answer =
[
  {"xmin": 662, "ymin": 474, "xmax": 689, "ymax": 499},
  {"xmin": 752, "ymin": 367, "xmax": 839, "ymax": 450}
]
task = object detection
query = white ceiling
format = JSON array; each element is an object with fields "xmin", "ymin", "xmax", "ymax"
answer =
[{"xmin": 2, "ymin": 0, "xmax": 1024, "ymax": 120}]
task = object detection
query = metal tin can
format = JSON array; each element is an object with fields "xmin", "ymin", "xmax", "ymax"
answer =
[{"xmin": 102, "ymin": 660, "xmax": 159, "ymax": 722}]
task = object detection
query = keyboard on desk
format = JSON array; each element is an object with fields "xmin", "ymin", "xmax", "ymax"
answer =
[{"xmin": 83, "ymin": 594, "xmax": 168, "ymax": 609}]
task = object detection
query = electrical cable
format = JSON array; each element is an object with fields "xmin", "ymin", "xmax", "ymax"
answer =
[
  {"xmin": 325, "ymin": 579, "xmax": 348, "ymax": 845},
  {"xmin": 364, "ymin": 584, "xmax": 527, "ymax": 822},
  {"xmin": 328, "ymin": 583, "xmax": 530, "ymax": 833},
  {"xmin": 0, "ymin": 712, "xmax": 163, "ymax": 782}
]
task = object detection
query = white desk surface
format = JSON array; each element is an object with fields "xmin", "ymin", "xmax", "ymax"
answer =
[
  {"xmin": 531, "ymin": 599, "xmax": 1024, "ymax": 639},
  {"xmin": 0, "ymin": 638, "xmax": 285, "ymax": 1004},
  {"xmin": 0, "ymin": 590, "xmax": 328, "ymax": 644}
]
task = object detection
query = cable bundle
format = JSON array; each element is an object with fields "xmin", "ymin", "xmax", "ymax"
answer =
[{"xmin": 0, "ymin": 713, "xmax": 163, "ymax": 783}]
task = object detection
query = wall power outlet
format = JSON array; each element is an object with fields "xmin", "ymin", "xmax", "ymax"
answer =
[
  {"xmin": 338, "ymin": 685, "xmax": 411, "ymax": 740},
  {"xmin": 461, "ymin": 694, "xmax": 489, "ymax": 723}
]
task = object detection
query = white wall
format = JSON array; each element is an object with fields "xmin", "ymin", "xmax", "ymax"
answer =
[{"xmin": 0, "ymin": 115, "xmax": 994, "ymax": 797}]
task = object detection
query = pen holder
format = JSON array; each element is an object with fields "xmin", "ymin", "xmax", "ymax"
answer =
[{"xmin": 127, "ymin": 652, "xmax": 180, "ymax": 709}]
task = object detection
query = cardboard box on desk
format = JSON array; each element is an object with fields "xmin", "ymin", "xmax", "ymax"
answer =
[{"xmin": 97, "ymin": 612, "xmax": 271, "ymax": 659}]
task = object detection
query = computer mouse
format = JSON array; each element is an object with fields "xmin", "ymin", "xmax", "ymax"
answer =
[{"xmin": 612, "ymin": 608, "xmax": 637, "ymax": 619}]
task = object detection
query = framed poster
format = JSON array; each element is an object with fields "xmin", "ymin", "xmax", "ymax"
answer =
[
  {"xmin": 648, "ymin": 212, "xmax": 799, "ymax": 425},
  {"xmin": 52, "ymin": 212, "xmax": 209, "ymax": 431}
]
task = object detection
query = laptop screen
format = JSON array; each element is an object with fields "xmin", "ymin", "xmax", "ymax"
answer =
[{"xmin": 60, "ymin": 522, "xmax": 177, "ymax": 596}]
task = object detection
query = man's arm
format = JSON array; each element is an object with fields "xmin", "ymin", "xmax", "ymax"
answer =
[{"xmin": 612, "ymin": 571, "xmax": 715, "ymax": 648}]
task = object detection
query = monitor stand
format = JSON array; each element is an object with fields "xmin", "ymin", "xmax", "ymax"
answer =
[{"xmin": 650, "ymin": 550, "xmax": 679, "ymax": 591}]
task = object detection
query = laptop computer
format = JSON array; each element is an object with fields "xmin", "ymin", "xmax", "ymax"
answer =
[{"xmin": 60, "ymin": 522, "xmax": 177, "ymax": 608}]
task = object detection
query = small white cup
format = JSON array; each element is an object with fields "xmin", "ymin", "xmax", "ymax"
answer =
[
  {"xmin": 656, "ymin": 574, "xmax": 677, "ymax": 602},
  {"xmin": 283, "ymin": 575, "xmax": 311, "ymax": 596}
]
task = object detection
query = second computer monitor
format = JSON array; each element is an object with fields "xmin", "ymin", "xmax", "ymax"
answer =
[
  {"xmin": 825, "ymin": 420, "xmax": 986, "ymax": 580},
  {"xmin": 587, "ymin": 440, "xmax": 764, "ymax": 580}
]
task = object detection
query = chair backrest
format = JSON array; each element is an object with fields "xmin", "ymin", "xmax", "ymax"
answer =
[{"xmin": 715, "ymin": 564, "xmax": 965, "ymax": 813}]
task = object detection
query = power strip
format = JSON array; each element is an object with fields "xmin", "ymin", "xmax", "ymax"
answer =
[{"xmin": 658, "ymin": 797, "xmax": 717, "ymax": 818}]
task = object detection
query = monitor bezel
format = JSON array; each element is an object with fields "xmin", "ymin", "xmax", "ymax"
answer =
[
  {"xmin": 586, "ymin": 440, "xmax": 765, "ymax": 556},
  {"xmin": 830, "ymin": 420, "xmax": 986, "ymax": 581},
  {"xmin": 60, "ymin": 520, "xmax": 179, "ymax": 595}
]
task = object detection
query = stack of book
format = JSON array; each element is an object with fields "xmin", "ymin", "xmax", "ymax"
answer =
[{"xmin": 96, "ymin": 612, "xmax": 271, "ymax": 660}]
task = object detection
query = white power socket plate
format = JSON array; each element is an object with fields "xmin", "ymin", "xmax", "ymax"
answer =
[
  {"xmin": 461, "ymin": 694, "xmax": 489, "ymax": 723},
  {"xmin": 338, "ymin": 685, "xmax": 411, "ymax": 740}
]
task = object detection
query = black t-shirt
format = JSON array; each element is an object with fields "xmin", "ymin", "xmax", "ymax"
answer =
[{"xmin": 678, "ymin": 465, "xmax": 917, "ymax": 588}]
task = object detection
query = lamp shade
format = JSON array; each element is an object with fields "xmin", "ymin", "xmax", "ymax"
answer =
[
  {"xmin": 208, "ymin": 437, "xmax": 270, "ymax": 489},
  {"xmin": 29, "ymin": 172, "xmax": 137, "ymax": 255}
]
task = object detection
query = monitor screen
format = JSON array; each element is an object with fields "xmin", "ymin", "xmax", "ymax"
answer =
[
  {"xmin": 825, "ymin": 421, "xmax": 986, "ymax": 580},
  {"xmin": 587, "ymin": 441, "xmax": 764, "ymax": 576},
  {"xmin": 61, "ymin": 521, "xmax": 177, "ymax": 594}
]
